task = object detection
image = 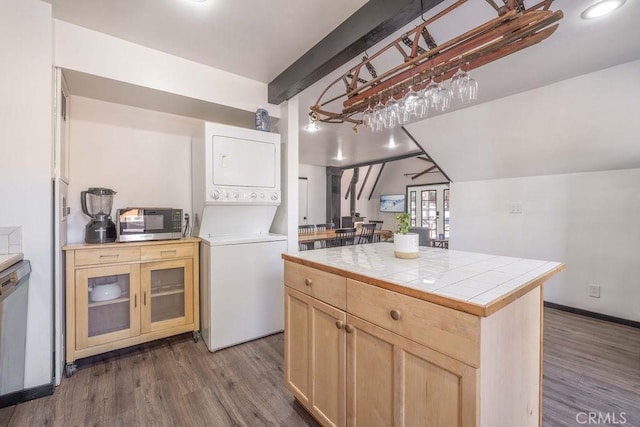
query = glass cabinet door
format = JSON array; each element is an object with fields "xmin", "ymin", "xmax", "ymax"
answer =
[
  {"xmin": 75, "ymin": 264, "xmax": 141, "ymax": 350},
  {"xmin": 140, "ymin": 259, "xmax": 193, "ymax": 333}
]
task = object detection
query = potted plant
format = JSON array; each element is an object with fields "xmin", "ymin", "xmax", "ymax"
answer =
[{"xmin": 394, "ymin": 212, "xmax": 419, "ymax": 259}]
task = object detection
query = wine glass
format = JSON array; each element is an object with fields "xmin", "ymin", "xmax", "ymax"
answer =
[
  {"xmin": 402, "ymin": 85, "xmax": 419, "ymax": 117},
  {"xmin": 423, "ymin": 77, "xmax": 440, "ymax": 109},
  {"xmin": 372, "ymin": 98, "xmax": 386, "ymax": 132},
  {"xmin": 413, "ymin": 88, "xmax": 429, "ymax": 118},
  {"xmin": 362, "ymin": 102, "xmax": 374, "ymax": 130},
  {"xmin": 460, "ymin": 73, "xmax": 478, "ymax": 104},
  {"xmin": 436, "ymin": 73, "xmax": 453, "ymax": 111},
  {"xmin": 450, "ymin": 65, "xmax": 468, "ymax": 101},
  {"xmin": 384, "ymin": 96, "xmax": 401, "ymax": 129}
]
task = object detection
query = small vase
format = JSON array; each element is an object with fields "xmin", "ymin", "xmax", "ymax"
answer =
[{"xmin": 394, "ymin": 233, "xmax": 419, "ymax": 259}]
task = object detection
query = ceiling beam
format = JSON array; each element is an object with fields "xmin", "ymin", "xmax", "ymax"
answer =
[{"xmin": 268, "ymin": 0, "xmax": 445, "ymax": 105}]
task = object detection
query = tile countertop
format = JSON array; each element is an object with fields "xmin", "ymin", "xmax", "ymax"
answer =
[
  {"xmin": 282, "ymin": 243, "xmax": 565, "ymax": 317},
  {"xmin": 0, "ymin": 253, "xmax": 24, "ymax": 273}
]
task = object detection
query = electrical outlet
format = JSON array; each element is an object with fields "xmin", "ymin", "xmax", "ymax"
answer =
[
  {"xmin": 510, "ymin": 203, "xmax": 523, "ymax": 214},
  {"xmin": 589, "ymin": 284, "xmax": 601, "ymax": 298}
]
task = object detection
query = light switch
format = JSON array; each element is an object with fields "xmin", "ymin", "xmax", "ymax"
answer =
[{"xmin": 510, "ymin": 203, "xmax": 523, "ymax": 214}]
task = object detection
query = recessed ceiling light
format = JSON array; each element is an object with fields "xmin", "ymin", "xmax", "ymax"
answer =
[{"xmin": 581, "ymin": 0, "xmax": 625, "ymax": 19}]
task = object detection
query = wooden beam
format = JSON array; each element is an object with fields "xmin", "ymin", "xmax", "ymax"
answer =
[
  {"xmin": 357, "ymin": 165, "xmax": 373, "ymax": 200},
  {"xmin": 267, "ymin": 0, "xmax": 445, "ymax": 105},
  {"xmin": 411, "ymin": 165, "xmax": 438, "ymax": 180},
  {"xmin": 368, "ymin": 163, "xmax": 386, "ymax": 201},
  {"xmin": 401, "ymin": 126, "xmax": 453, "ymax": 183},
  {"xmin": 339, "ymin": 150, "xmax": 422, "ymax": 170}
]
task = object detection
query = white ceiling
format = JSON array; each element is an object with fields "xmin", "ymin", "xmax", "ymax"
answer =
[
  {"xmin": 43, "ymin": 0, "xmax": 640, "ymax": 176},
  {"xmin": 42, "ymin": 0, "xmax": 367, "ymax": 82}
]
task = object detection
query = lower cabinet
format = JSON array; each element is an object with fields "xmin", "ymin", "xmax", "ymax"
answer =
[
  {"xmin": 285, "ymin": 287, "xmax": 346, "ymax": 427},
  {"xmin": 284, "ymin": 285, "xmax": 476, "ymax": 427},
  {"xmin": 65, "ymin": 239, "xmax": 200, "ymax": 376}
]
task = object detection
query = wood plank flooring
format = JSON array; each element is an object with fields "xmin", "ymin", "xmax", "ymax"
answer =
[{"xmin": 1, "ymin": 307, "xmax": 638, "ymax": 426}]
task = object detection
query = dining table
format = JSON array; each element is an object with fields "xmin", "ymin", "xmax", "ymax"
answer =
[{"xmin": 298, "ymin": 229, "xmax": 393, "ymax": 245}]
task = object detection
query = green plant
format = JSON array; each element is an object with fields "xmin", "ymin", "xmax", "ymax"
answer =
[{"xmin": 395, "ymin": 212, "xmax": 410, "ymax": 235}]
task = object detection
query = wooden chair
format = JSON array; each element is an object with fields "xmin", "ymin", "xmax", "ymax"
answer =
[
  {"xmin": 357, "ymin": 223, "xmax": 376, "ymax": 244},
  {"xmin": 368, "ymin": 220, "xmax": 384, "ymax": 242},
  {"xmin": 298, "ymin": 224, "xmax": 315, "ymax": 250},
  {"xmin": 333, "ymin": 228, "xmax": 356, "ymax": 247},
  {"xmin": 315, "ymin": 223, "xmax": 335, "ymax": 232}
]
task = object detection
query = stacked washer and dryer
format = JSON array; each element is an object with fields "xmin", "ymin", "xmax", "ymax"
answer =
[{"xmin": 192, "ymin": 122, "xmax": 287, "ymax": 352}]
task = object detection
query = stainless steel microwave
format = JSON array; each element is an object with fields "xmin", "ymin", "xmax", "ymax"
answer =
[{"xmin": 116, "ymin": 208, "xmax": 182, "ymax": 242}]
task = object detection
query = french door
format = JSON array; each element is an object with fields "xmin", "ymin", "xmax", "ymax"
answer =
[{"xmin": 406, "ymin": 184, "xmax": 450, "ymax": 240}]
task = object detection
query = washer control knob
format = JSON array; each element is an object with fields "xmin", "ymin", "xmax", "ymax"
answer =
[
  {"xmin": 251, "ymin": 192, "xmax": 257, "ymax": 199},
  {"xmin": 270, "ymin": 192, "xmax": 278, "ymax": 201},
  {"xmin": 210, "ymin": 190, "xmax": 220, "ymax": 200},
  {"xmin": 233, "ymin": 192, "xmax": 240, "ymax": 200}
]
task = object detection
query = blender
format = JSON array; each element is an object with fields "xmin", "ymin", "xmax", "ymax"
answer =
[{"xmin": 81, "ymin": 187, "xmax": 117, "ymax": 244}]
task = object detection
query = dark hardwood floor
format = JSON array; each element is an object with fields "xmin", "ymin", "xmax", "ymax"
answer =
[{"xmin": 1, "ymin": 308, "xmax": 638, "ymax": 426}]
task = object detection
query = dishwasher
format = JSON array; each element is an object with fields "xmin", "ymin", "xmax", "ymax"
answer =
[{"xmin": 0, "ymin": 260, "xmax": 31, "ymax": 399}]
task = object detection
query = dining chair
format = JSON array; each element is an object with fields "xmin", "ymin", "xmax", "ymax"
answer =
[
  {"xmin": 315, "ymin": 223, "xmax": 335, "ymax": 232},
  {"xmin": 368, "ymin": 220, "xmax": 384, "ymax": 242},
  {"xmin": 298, "ymin": 224, "xmax": 315, "ymax": 250},
  {"xmin": 334, "ymin": 228, "xmax": 356, "ymax": 247},
  {"xmin": 357, "ymin": 223, "xmax": 376, "ymax": 244}
]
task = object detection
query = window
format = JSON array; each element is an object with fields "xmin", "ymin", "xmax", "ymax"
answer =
[
  {"xmin": 409, "ymin": 191, "xmax": 417, "ymax": 226},
  {"xmin": 421, "ymin": 190, "xmax": 437, "ymax": 239}
]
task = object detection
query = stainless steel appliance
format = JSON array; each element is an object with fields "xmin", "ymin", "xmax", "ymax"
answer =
[
  {"xmin": 193, "ymin": 122, "xmax": 286, "ymax": 353},
  {"xmin": 0, "ymin": 260, "xmax": 31, "ymax": 404},
  {"xmin": 116, "ymin": 208, "xmax": 183, "ymax": 242},
  {"xmin": 81, "ymin": 187, "xmax": 117, "ymax": 244}
]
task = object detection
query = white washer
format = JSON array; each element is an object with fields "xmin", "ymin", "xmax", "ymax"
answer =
[
  {"xmin": 199, "ymin": 233, "xmax": 286, "ymax": 352},
  {"xmin": 192, "ymin": 122, "xmax": 287, "ymax": 353}
]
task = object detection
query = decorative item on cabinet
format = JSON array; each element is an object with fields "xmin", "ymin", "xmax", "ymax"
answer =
[
  {"xmin": 63, "ymin": 238, "xmax": 200, "ymax": 377},
  {"xmin": 394, "ymin": 212, "xmax": 419, "ymax": 259}
]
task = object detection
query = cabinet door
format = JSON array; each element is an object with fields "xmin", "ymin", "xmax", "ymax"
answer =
[
  {"xmin": 347, "ymin": 315, "xmax": 477, "ymax": 427},
  {"xmin": 285, "ymin": 287, "xmax": 346, "ymax": 427},
  {"xmin": 75, "ymin": 264, "xmax": 141, "ymax": 350},
  {"xmin": 140, "ymin": 258, "xmax": 193, "ymax": 333}
]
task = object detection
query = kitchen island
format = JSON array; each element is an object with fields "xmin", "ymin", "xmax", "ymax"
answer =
[{"xmin": 282, "ymin": 243, "xmax": 564, "ymax": 427}]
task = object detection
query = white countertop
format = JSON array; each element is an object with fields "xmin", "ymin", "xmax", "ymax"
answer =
[
  {"xmin": 0, "ymin": 253, "xmax": 24, "ymax": 272},
  {"xmin": 285, "ymin": 243, "xmax": 563, "ymax": 313}
]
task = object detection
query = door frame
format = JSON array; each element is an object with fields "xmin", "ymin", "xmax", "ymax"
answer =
[{"xmin": 405, "ymin": 182, "xmax": 450, "ymax": 239}]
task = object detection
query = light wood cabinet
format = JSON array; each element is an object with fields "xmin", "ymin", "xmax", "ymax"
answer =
[
  {"xmin": 285, "ymin": 285, "xmax": 346, "ymax": 427},
  {"xmin": 64, "ymin": 239, "xmax": 199, "ymax": 377},
  {"xmin": 284, "ymin": 261, "xmax": 543, "ymax": 427}
]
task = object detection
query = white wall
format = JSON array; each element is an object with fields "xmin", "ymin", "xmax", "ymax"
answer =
[
  {"xmin": 450, "ymin": 169, "xmax": 640, "ymax": 322},
  {"xmin": 53, "ymin": 20, "xmax": 279, "ymax": 119},
  {"xmin": 67, "ymin": 97, "xmax": 195, "ymax": 243},
  {"xmin": 0, "ymin": 0, "xmax": 53, "ymax": 387},
  {"xmin": 298, "ymin": 164, "xmax": 326, "ymax": 225},
  {"xmin": 271, "ymin": 96, "xmax": 299, "ymax": 252},
  {"xmin": 341, "ymin": 158, "xmax": 446, "ymax": 230}
]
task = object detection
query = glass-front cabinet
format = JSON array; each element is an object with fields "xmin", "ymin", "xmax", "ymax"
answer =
[
  {"xmin": 75, "ymin": 264, "xmax": 141, "ymax": 350},
  {"xmin": 65, "ymin": 239, "xmax": 200, "ymax": 377},
  {"xmin": 140, "ymin": 259, "xmax": 193, "ymax": 333}
]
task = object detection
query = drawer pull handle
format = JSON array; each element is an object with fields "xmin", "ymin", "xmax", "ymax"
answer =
[
  {"xmin": 99, "ymin": 254, "xmax": 118, "ymax": 258},
  {"xmin": 134, "ymin": 294, "xmax": 137, "ymax": 308},
  {"xmin": 144, "ymin": 292, "xmax": 147, "ymax": 306},
  {"xmin": 390, "ymin": 309, "xmax": 401, "ymax": 320},
  {"xmin": 304, "ymin": 278, "xmax": 312, "ymax": 286},
  {"xmin": 344, "ymin": 324, "xmax": 354, "ymax": 333},
  {"xmin": 335, "ymin": 320, "xmax": 344, "ymax": 330}
]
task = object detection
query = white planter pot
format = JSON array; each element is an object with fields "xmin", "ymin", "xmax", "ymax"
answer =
[{"xmin": 394, "ymin": 233, "xmax": 419, "ymax": 259}]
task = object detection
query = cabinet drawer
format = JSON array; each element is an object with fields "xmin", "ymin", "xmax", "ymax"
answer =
[
  {"xmin": 347, "ymin": 279, "xmax": 480, "ymax": 367},
  {"xmin": 284, "ymin": 261, "xmax": 346, "ymax": 310},
  {"xmin": 75, "ymin": 247, "xmax": 140, "ymax": 266},
  {"xmin": 140, "ymin": 243, "xmax": 193, "ymax": 261}
]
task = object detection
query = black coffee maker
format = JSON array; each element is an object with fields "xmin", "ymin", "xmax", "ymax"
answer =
[{"xmin": 81, "ymin": 187, "xmax": 117, "ymax": 244}]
